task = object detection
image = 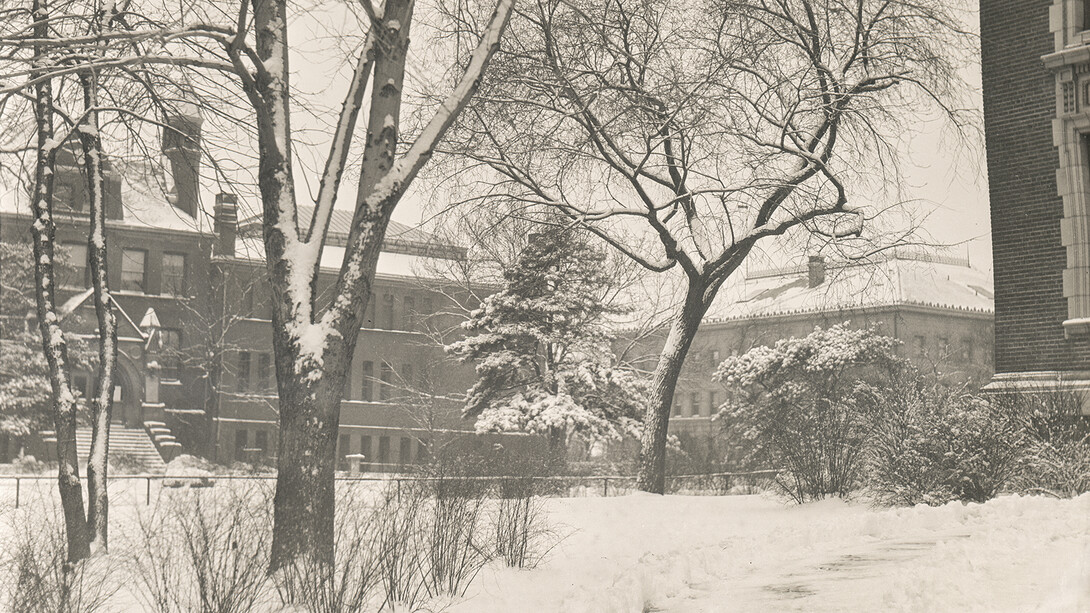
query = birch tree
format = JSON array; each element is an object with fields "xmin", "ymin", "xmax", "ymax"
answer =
[
  {"xmin": 443, "ymin": 0, "xmax": 971, "ymax": 492},
  {"xmin": 0, "ymin": 0, "xmax": 216, "ymax": 557}
]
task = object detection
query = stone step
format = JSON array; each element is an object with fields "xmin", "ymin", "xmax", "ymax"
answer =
[{"xmin": 75, "ymin": 426, "xmax": 166, "ymax": 472}]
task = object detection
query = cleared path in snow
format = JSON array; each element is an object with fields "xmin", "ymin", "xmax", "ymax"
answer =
[{"xmin": 451, "ymin": 493, "xmax": 1090, "ymax": 612}]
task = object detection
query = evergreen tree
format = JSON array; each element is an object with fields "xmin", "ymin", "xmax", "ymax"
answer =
[
  {"xmin": 0, "ymin": 241, "xmax": 93, "ymax": 460},
  {"xmin": 447, "ymin": 229, "xmax": 646, "ymax": 453}
]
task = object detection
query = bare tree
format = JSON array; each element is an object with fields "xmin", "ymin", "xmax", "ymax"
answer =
[
  {"xmin": 443, "ymin": 0, "xmax": 971, "ymax": 492},
  {"xmin": 22, "ymin": 0, "xmax": 93, "ymax": 562},
  {"xmin": 442, "ymin": 0, "xmax": 972, "ymax": 490},
  {"xmin": 157, "ymin": 0, "xmax": 517, "ymax": 567},
  {"xmin": 0, "ymin": 0, "xmax": 229, "ymax": 557}
]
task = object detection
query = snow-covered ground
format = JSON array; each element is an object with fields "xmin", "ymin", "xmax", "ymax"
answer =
[
  {"xmin": 1, "ymin": 480, "xmax": 1087, "ymax": 612},
  {"xmin": 452, "ymin": 493, "xmax": 1090, "ymax": 613}
]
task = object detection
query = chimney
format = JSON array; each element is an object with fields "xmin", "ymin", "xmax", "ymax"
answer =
[
  {"xmin": 213, "ymin": 193, "xmax": 238, "ymax": 257},
  {"xmin": 808, "ymin": 255, "xmax": 826, "ymax": 288},
  {"xmin": 163, "ymin": 113, "xmax": 203, "ymax": 218}
]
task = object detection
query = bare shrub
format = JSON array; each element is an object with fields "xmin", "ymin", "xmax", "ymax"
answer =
[
  {"xmin": 275, "ymin": 492, "xmax": 380, "ymax": 613},
  {"xmin": 374, "ymin": 486, "xmax": 428, "ymax": 611},
  {"xmin": 417, "ymin": 467, "xmax": 491, "ymax": 600},
  {"xmin": 0, "ymin": 502, "xmax": 119, "ymax": 613},
  {"xmin": 128, "ymin": 484, "xmax": 273, "ymax": 613},
  {"xmin": 491, "ymin": 476, "xmax": 557, "ymax": 569}
]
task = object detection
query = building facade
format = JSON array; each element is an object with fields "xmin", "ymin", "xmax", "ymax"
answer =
[
  {"xmin": 0, "ymin": 121, "xmax": 510, "ymax": 469},
  {"xmin": 981, "ymin": 0, "xmax": 1090, "ymax": 409},
  {"xmin": 625, "ymin": 253, "xmax": 995, "ymax": 437}
]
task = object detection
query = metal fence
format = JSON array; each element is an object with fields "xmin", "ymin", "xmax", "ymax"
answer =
[{"xmin": 0, "ymin": 469, "xmax": 782, "ymax": 508}]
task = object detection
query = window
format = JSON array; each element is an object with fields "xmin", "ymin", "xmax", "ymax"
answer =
[
  {"xmin": 258, "ymin": 352, "xmax": 273, "ymax": 392},
  {"xmin": 55, "ymin": 183, "xmax": 78, "ymax": 210},
  {"xmin": 235, "ymin": 429, "xmax": 249, "ymax": 462},
  {"xmin": 710, "ymin": 349, "xmax": 721, "ymax": 368},
  {"xmin": 382, "ymin": 293, "xmax": 395, "ymax": 330},
  {"xmin": 72, "ymin": 372, "xmax": 89, "ymax": 399},
  {"xmin": 672, "ymin": 394, "xmax": 682, "ymax": 416},
  {"xmin": 402, "ymin": 296, "xmax": 415, "ymax": 330},
  {"xmin": 708, "ymin": 391, "xmax": 718, "ymax": 415},
  {"xmin": 399, "ymin": 437, "xmax": 411, "ymax": 466},
  {"xmin": 238, "ymin": 351, "xmax": 252, "ymax": 392},
  {"xmin": 402, "ymin": 364, "xmax": 413, "ymax": 395},
  {"xmin": 938, "ymin": 337, "xmax": 950, "ymax": 359},
  {"xmin": 690, "ymin": 392, "xmax": 700, "ymax": 417},
  {"xmin": 380, "ymin": 362, "xmax": 393, "ymax": 401},
  {"xmin": 359, "ymin": 435, "xmax": 372, "ymax": 472},
  {"xmin": 913, "ymin": 336, "xmax": 927, "ymax": 359},
  {"xmin": 358, "ymin": 360, "xmax": 373, "ymax": 401},
  {"xmin": 378, "ymin": 436, "xmax": 391, "ymax": 465},
  {"xmin": 240, "ymin": 282, "xmax": 256, "ymax": 318},
  {"xmin": 121, "ymin": 249, "xmax": 146, "ymax": 292},
  {"xmin": 339, "ymin": 434, "xmax": 350, "ymax": 469},
  {"xmin": 162, "ymin": 253, "xmax": 187, "ymax": 296},
  {"xmin": 417, "ymin": 362, "xmax": 430, "ymax": 392},
  {"xmin": 61, "ymin": 243, "xmax": 88, "ymax": 288},
  {"xmin": 365, "ymin": 292, "xmax": 376, "ymax": 328},
  {"xmin": 961, "ymin": 338, "xmax": 975, "ymax": 362},
  {"xmin": 255, "ymin": 430, "xmax": 269, "ymax": 454},
  {"xmin": 417, "ymin": 440, "xmax": 429, "ymax": 464},
  {"xmin": 422, "ymin": 297, "xmax": 434, "ymax": 317},
  {"xmin": 160, "ymin": 329, "xmax": 182, "ymax": 380}
]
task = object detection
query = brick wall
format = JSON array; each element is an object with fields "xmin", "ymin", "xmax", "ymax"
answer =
[{"xmin": 981, "ymin": 0, "xmax": 1090, "ymax": 372}]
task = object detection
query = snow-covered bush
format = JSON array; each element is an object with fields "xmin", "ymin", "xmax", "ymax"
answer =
[
  {"xmin": 0, "ymin": 240, "xmax": 97, "ymax": 460},
  {"xmin": 868, "ymin": 377, "xmax": 1028, "ymax": 506},
  {"xmin": 715, "ymin": 324, "xmax": 903, "ymax": 502},
  {"xmin": 997, "ymin": 392, "xmax": 1090, "ymax": 498}
]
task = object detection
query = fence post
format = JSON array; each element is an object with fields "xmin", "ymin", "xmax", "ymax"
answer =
[
  {"xmin": 396, "ymin": 478, "xmax": 401, "ymax": 503},
  {"xmin": 15, "ymin": 477, "xmax": 20, "ymax": 509},
  {"xmin": 602, "ymin": 477, "xmax": 608, "ymax": 497},
  {"xmin": 146, "ymin": 476, "xmax": 151, "ymax": 505}
]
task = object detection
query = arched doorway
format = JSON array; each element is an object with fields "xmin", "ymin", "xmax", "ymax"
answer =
[{"xmin": 113, "ymin": 351, "xmax": 144, "ymax": 427}]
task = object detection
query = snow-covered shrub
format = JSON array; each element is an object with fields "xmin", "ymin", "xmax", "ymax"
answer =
[
  {"xmin": 997, "ymin": 392, "xmax": 1090, "ymax": 498},
  {"xmin": 869, "ymin": 378, "xmax": 1026, "ymax": 505},
  {"xmin": 109, "ymin": 450, "xmax": 150, "ymax": 475},
  {"xmin": 0, "ymin": 503, "xmax": 119, "ymax": 613},
  {"xmin": 715, "ymin": 324, "xmax": 901, "ymax": 502}
]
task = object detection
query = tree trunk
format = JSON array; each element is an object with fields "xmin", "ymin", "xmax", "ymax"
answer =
[
  {"xmin": 268, "ymin": 365, "xmax": 345, "ymax": 569},
  {"xmin": 268, "ymin": 234, "xmax": 383, "ymax": 570},
  {"xmin": 29, "ymin": 0, "xmax": 91, "ymax": 561},
  {"xmin": 78, "ymin": 70, "xmax": 117, "ymax": 552},
  {"xmin": 636, "ymin": 284, "xmax": 709, "ymax": 494}
]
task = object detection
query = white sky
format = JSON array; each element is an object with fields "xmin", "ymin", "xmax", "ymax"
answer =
[{"xmin": 257, "ymin": 3, "xmax": 994, "ymax": 277}]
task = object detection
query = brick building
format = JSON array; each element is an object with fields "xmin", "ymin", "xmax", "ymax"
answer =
[
  {"xmin": 0, "ymin": 119, "xmax": 511, "ymax": 469},
  {"xmin": 980, "ymin": 0, "xmax": 1090, "ymax": 409},
  {"xmin": 626, "ymin": 252, "xmax": 995, "ymax": 437}
]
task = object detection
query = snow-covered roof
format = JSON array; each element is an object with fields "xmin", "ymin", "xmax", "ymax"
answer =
[
  {"xmin": 237, "ymin": 206, "xmax": 465, "ymax": 260},
  {"xmin": 704, "ymin": 251, "xmax": 994, "ymax": 323},
  {"xmin": 0, "ymin": 176, "xmax": 212, "ymax": 236},
  {"xmin": 229, "ymin": 234, "xmax": 461, "ymax": 282}
]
